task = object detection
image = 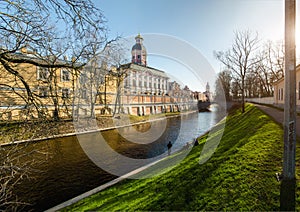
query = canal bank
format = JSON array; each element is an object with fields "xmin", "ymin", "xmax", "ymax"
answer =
[
  {"xmin": 59, "ymin": 104, "xmax": 300, "ymax": 211},
  {"xmin": 45, "ymin": 148, "xmax": 188, "ymax": 212},
  {"xmin": 2, "ymin": 109, "xmax": 219, "ymax": 211},
  {"xmin": 0, "ymin": 111, "xmax": 196, "ymax": 146}
]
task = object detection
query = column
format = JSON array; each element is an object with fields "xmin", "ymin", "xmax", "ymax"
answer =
[
  {"xmin": 129, "ymin": 71, "xmax": 133, "ymax": 94},
  {"xmin": 146, "ymin": 74, "xmax": 149, "ymax": 92},
  {"xmin": 129, "ymin": 71, "xmax": 133, "ymax": 86},
  {"xmin": 152, "ymin": 77, "xmax": 155, "ymax": 94},
  {"xmin": 156, "ymin": 78, "xmax": 158, "ymax": 93}
]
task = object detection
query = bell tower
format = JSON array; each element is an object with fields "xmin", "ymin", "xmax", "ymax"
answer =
[
  {"xmin": 131, "ymin": 34, "xmax": 147, "ymax": 66},
  {"xmin": 206, "ymin": 82, "xmax": 210, "ymax": 93}
]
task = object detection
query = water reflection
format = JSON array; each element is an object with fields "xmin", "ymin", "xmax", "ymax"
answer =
[{"xmin": 4, "ymin": 111, "xmax": 218, "ymax": 211}]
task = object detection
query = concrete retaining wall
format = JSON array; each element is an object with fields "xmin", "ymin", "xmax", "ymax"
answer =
[{"xmin": 245, "ymin": 97, "xmax": 274, "ymax": 105}]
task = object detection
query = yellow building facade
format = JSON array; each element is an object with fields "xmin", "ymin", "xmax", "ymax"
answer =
[
  {"xmin": 0, "ymin": 51, "xmax": 79, "ymax": 120},
  {"xmin": 0, "ymin": 35, "xmax": 204, "ymax": 121}
]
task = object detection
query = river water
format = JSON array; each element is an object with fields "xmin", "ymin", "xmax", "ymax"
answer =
[{"xmin": 4, "ymin": 109, "xmax": 219, "ymax": 211}]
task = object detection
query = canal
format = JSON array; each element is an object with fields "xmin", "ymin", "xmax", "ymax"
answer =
[{"xmin": 4, "ymin": 110, "xmax": 220, "ymax": 211}]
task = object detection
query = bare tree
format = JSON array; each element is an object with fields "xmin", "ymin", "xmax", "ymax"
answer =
[
  {"xmin": 214, "ymin": 30, "xmax": 260, "ymax": 113},
  {"xmin": 0, "ymin": 0, "xmax": 114, "ymax": 209},
  {"xmin": 98, "ymin": 42, "xmax": 129, "ymax": 116},
  {"xmin": 231, "ymin": 78, "xmax": 240, "ymax": 100},
  {"xmin": 247, "ymin": 40, "xmax": 285, "ymax": 98},
  {"xmin": 78, "ymin": 58, "xmax": 108, "ymax": 118},
  {"xmin": 0, "ymin": 0, "xmax": 110, "ymax": 117},
  {"xmin": 262, "ymin": 40, "xmax": 285, "ymax": 81},
  {"xmin": 215, "ymin": 70, "xmax": 232, "ymax": 101}
]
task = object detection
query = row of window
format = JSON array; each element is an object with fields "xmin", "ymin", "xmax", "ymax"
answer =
[
  {"xmin": 125, "ymin": 80, "xmax": 167, "ymax": 89},
  {"xmin": 37, "ymin": 67, "xmax": 70, "ymax": 82},
  {"xmin": 37, "ymin": 88, "xmax": 90, "ymax": 100},
  {"xmin": 129, "ymin": 75, "xmax": 166, "ymax": 83},
  {"xmin": 132, "ymin": 55, "xmax": 142, "ymax": 60},
  {"xmin": 38, "ymin": 87, "xmax": 70, "ymax": 98}
]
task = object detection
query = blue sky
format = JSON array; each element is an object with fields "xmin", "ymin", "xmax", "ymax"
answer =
[{"xmin": 94, "ymin": 0, "xmax": 299, "ymax": 91}]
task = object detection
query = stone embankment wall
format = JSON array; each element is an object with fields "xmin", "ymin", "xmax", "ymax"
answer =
[{"xmin": 245, "ymin": 97, "xmax": 274, "ymax": 105}]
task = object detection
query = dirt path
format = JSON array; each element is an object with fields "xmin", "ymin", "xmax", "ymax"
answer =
[{"xmin": 255, "ymin": 104, "xmax": 300, "ymax": 137}]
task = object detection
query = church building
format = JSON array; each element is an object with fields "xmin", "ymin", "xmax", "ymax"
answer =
[
  {"xmin": 122, "ymin": 34, "xmax": 169, "ymax": 96},
  {"xmin": 117, "ymin": 34, "xmax": 197, "ymax": 115}
]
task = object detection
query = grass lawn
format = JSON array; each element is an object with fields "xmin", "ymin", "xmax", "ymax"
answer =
[{"xmin": 64, "ymin": 104, "xmax": 300, "ymax": 211}]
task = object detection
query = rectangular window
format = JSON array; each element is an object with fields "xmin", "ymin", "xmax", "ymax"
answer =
[
  {"xmin": 81, "ymin": 89, "xmax": 87, "ymax": 99},
  {"xmin": 80, "ymin": 73, "xmax": 87, "ymax": 84},
  {"xmin": 37, "ymin": 67, "xmax": 50, "ymax": 81},
  {"xmin": 62, "ymin": 88, "xmax": 70, "ymax": 98},
  {"xmin": 39, "ymin": 86, "xmax": 48, "ymax": 98},
  {"xmin": 280, "ymin": 88, "xmax": 284, "ymax": 100},
  {"xmin": 279, "ymin": 89, "xmax": 281, "ymax": 100},
  {"xmin": 61, "ymin": 69, "xmax": 70, "ymax": 82}
]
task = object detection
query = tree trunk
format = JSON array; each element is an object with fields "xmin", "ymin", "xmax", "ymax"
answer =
[{"xmin": 241, "ymin": 78, "xmax": 245, "ymax": 113}]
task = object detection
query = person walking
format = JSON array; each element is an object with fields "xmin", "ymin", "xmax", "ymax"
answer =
[{"xmin": 167, "ymin": 141, "xmax": 172, "ymax": 156}]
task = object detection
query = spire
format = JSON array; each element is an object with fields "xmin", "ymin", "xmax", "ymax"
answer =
[{"xmin": 206, "ymin": 82, "xmax": 210, "ymax": 93}]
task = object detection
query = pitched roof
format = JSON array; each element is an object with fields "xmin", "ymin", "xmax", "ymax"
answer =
[
  {"xmin": 120, "ymin": 63, "xmax": 169, "ymax": 78},
  {"xmin": 272, "ymin": 64, "xmax": 300, "ymax": 85}
]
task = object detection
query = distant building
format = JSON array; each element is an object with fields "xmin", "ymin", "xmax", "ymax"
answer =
[
  {"xmin": 203, "ymin": 82, "xmax": 212, "ymax": 101},
  {"xmin": 273, "ymin": 64, "xmax": 300, "ymax": 109}
]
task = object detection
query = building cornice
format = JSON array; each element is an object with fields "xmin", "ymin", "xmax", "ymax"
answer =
[{"xmin": 120, "ymin": 63, "xmax": 169, "ymax": 79}]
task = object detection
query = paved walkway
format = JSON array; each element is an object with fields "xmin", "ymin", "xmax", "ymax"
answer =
[{"xmin": 254, "ymin": 104, "xmax": 300, "ymax": 137}]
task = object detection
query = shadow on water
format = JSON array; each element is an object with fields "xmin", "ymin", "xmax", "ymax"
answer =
[{"xmin": 2, "ymin": 111, "xmax": 219, "ymax": 211}]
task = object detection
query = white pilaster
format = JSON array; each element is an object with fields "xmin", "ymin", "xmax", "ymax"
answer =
[
  {"xmin": 141, "ymin": 73, "xmax": 144, "ymax": 92},
  {"xmin": 151, "ymin": 77, "xmax": 154, "ymax": 94},
  {"xmin": 136, "ymin": 71, "xmax": 140, "ymax": 93}
]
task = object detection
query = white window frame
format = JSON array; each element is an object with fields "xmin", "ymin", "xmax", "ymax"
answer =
[{"xmin": 37, "ymin": 67, "xmax": 50, "ymax": 81}]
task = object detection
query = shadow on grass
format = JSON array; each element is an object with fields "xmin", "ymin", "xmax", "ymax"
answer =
[{"xmin": 65, "ymin": 104, "xmax": 288, "ymax": 211}]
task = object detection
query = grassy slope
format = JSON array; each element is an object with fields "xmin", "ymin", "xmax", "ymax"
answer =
[{"xmin": 65, "ymin": 104, "xmax": 300, "ymax": 211}]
